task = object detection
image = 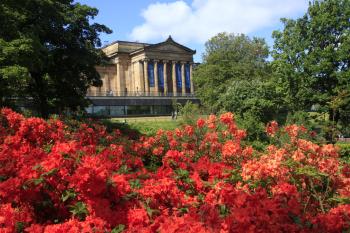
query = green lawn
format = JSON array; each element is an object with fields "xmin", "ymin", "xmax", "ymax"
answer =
[{"xmin": 104, "ymin": 116, "xmax": 181, "ymax": 136}]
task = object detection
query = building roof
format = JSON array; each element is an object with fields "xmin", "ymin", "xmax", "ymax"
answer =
[{"xmin": 102, "ymin": 36, "xmax": 196, "ymax": 57}]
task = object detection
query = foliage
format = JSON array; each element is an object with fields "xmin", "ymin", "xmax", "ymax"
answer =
[
  {"xmin": 178, "ymin": 101, "xmax": 202, "ymax": 125},
  {"xmin": 234, "ymin": 112, "xmax": 268, "ymax": 146},
  {"xmin": 221, "ymin": 79, "xmax": 285, "ymax": 121},
  {"xmin": 272, "ymin": 0, "xmax": 350, "ymax": 129},
  {"xmin": 0, "ymin": 0, "xmax": 111, "ymax": 117},
  {"xmin": 1, "ymin": 108, "xmax": 350, "ymax": 232},
  {"xmin": 193, "ymin": 33, "xmax": 270, "ymax": 113},
  {"xmin": 337, "ymin": 142, "xmax": 350, "ymax": 158},
  {"xmin": 193, "ymin": 1, "xmax": 350, "ymax": 143},
  {"xmin": 193, "ymin": 33, "xmax": 284, "ymax": 144},
  {"xmin": 221, "ymin": 78, "xmax": 287, "ymax": 143}
]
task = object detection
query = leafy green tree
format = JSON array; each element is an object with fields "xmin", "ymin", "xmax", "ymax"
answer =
[
  {"xmin": 221, "ymin": 79, "xmax": 285, "ymax": 123},
  {"xmin": 0, "ymin": 0, "xmax": 111, "ymax": 117},
  {"xmin": 193, "ymin": 33, "xmax": 281, "ymax": 142},
  {"xmin": 272, "ymin": 0, "xmax": 350, "ymax": 130},
  {"xmin": 193, "ymin": 33, "xmax": 270, "ymax": 113},
  {"xmin": 220, "ymin": 78, "xmax": 286, "ymax": 142}
]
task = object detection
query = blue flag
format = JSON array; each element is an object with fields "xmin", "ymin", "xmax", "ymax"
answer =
[
  {"xmin": 185, "ymin": 63, "xmax": 190, "ymax": 89},
  {"xmin": 158, "ymin": 62, "xmax": 164, "ymax": 88},
  {"xmin": 176, "ymin": 63, "xmax": 182, "ymax": 88},
  {"xmin": 148, "ymin": 62, "xmax": 155, "ymax": 87}
]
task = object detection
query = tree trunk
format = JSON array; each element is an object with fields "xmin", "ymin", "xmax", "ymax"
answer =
[{"xmin": 31, "ymin": 72, "xmax": 49, "ymax": 118}]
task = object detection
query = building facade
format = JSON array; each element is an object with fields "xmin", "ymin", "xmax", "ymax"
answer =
[{"xmin": 87, "ymin": 36, "xmax": 199, "ymax": 116}]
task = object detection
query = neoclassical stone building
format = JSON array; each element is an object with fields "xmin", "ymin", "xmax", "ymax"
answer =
[
  {"xmin": 88, "ymin": 36, "xmax": 195, "ymax": 97},
  {"xmin": 86, "ymin": 36, "xmax": 199, "ymax": 116}
]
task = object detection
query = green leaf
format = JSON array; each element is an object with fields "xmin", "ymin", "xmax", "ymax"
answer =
[
  {"xmin": 69, "ymin": 202, "xmax": 89, "ymax": 220},
  {"xmin": 43, "ymin": 168, "xmax": 58, "ymax": 177},
  {"xmin": 111, "ymin": 224, "xmax": 125, "ymax": 233},
  {"xmin": 328, "ymin": 197, "xmax": 350, "ymax": 204},
  {"xmin": 117, "ymin": 165, "xmax": 130, "ymax": 174},
  {"xmin": 43, "ymin": 144, "xmax": 53, "ymax": 153},
  {"xmin": 61, "ymin": 189, "xmax": 77, "ymax": 202},
  {"xmin": 32, "ymin": 164, "xmax": 42, "ymax": 170},
  {"xmin": 32, "ymin": 177, "xmax": 44, "ymax": 186},
  {"xmin": 15, "ymin": 221, "xmax": 25, "ymax": 233},
  {"xmin": 179, "ymin": 207, "xmax": 189, "ymax": 214},
  {"xmin": 175, "ymin": 169, "xmax": 189, "ymax": 180},
  {"xmin": 219, "ymin": 204, "xmax": 230, "ymax": 217},
  {"xmin": 145, "ymin": 205, "xmax": 160, "ymax": 218},
  {"xmin": 290, "ymin": 214, "xmax": 303, "ymax": 226},
  {"xmin": 0, "ymin": 175, "xmax": 8, "ymax": 182},
  {"xmin": 296, "ymin": 166, "xmax": 328, "ymax": 179},
  {"xmin": 129, "ymin": 179, "xmax": 142, "ymax": 189}
]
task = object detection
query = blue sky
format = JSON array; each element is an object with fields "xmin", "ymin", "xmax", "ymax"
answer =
[{"xmin": 77, "ymin": 0, "xmax": 309, "ymax": 62}]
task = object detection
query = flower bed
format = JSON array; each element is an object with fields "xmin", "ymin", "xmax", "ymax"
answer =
[{"xmin": 0, "ymin": 109, "xmax": 349, "ymax": 232}]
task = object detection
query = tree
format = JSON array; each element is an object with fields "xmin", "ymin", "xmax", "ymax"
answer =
[
  {"xmin": 193, "ymin": 33, "xmax": 281, "ymax": 142},
  {"xmin": 0, "ymin": 0, "xmax": 111, "ymax": 117},
  {"xmin": 272, "ymin": 0, "xmax": 350, "ymax": 130},
  {"xmin": 193, "ymin": 33, "xmax": 270, "ymax": 113},
  {"xmin": 218, "ymin": 78, "xmax": 285, "ymax": 142}
]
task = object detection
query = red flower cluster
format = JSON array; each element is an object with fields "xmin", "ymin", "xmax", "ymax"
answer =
[
  {"xmin": 0, "ymin": 108, "xmax": 349, "ymax": 232},
  {"xmin": 266, "ymin": 120, "xmax": 278, "ymax": 137}
]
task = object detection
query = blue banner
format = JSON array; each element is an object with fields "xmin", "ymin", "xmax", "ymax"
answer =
[
  {"xmin": 158, "ymin": 62, "xmax": 164, "ymax": 88},
  {"xmin": 176, "ymin": 63, "xmax": 182, "ymax": 88},
  {"xmin": 185, "ymin": 63, "xmax": 190, "ymax": 89},
  {"xmin": 148, "ymin": 62, "xmax": 155, "ymax": 87}
]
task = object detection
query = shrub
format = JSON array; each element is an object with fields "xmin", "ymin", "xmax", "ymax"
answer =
[
  {"xmin": 337, "ymin": 143, "xmax": 350, "ymax": 158},
  {"xmin": 178, "ymin": 101, "xmax": 202, "ymax": 125},
  {"xmin": 0, "ymin": 108, "xmax": 350, "ymax": 232}
]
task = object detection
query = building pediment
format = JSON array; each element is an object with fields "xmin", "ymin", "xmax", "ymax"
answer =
[
  {"xmin": 131, "ymin": 36, "xmax": 196, "ymax": 55},
  {"xmin": 102, "ymin": 36, "xmax": 195, "ymax": 59},
  {"xmin": 148, "ymin": 43, "xmax": 190, "ymax": 53}
]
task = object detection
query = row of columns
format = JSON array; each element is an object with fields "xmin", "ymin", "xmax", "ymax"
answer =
[{"xmin": 143, "ymin": 59, "xmax": 194, "ymax": 96}]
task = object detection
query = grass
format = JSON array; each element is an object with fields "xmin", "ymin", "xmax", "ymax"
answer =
[
  {"xmin": 127, "ymin": 121, "xmax": 180, "ymax": 135},
  {"xmin": 103, "ymin": 116, "xmax": 181, "ymax": 136}
]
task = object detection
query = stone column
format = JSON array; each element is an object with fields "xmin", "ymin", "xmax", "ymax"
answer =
[
  {"xmin": 143, "ymin": 59, "xmax": 149, "ymax": 96},
  {"xmin": 181, "ymin": 62, "xmax": 186, "ymax": 95},
  {"xmin": 154, "ymin": 60, "xmax": 159, "ymax": 96},
  {"xmin": 107, "ymin": 71, "xmax": 112, "ymax": 95},
  {"xmin": 116, "ymin": 63, "xmax": 122, "ymax": 96},
  {"xmin": 128, "ymin": 62, "xmax": 134, "ymax": 95},
  {"xmin": 190, "ymin": 63, "xmax": 194, "ymax": 94},
  {"xmin": 111, "ymin": 65, "xmax": 117, "ymax": 96},
  {"xmin": 172, "ymin": 61, "xmax": 177, "ymax": 96},
  {"xmin": 103, "ymin": 72, "xmax": 109, "ymax": 96},
  {"xmin": 139, "ymin": 61, "xmax": 145, "ymax": 93},
  {"xmin": 163, "ymin": 60, "xmax": 168, "ymax": 96}
]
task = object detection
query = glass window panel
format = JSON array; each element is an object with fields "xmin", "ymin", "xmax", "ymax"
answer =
[
  {"xmin": 110, "ymin": 106, "xmax": 125, "ymax": 116},
  {"xmin": 93, "ymin": 106, "xmax": 109, "ymax": 116}
]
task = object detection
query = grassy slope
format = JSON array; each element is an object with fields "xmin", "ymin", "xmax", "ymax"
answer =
[{"xmin": 105, "ymin": 116, "xmax": 181, "ymax": 136}]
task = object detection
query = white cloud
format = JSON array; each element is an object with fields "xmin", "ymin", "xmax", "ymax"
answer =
[{"xmin": 130, "ymin": 0, "xmax": 308, "ymax": 43}]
